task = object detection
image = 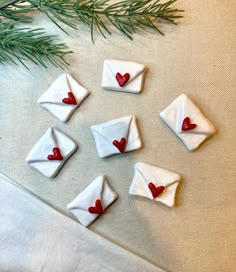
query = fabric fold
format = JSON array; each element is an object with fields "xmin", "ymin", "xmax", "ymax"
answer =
[{"xmin": 0, "ymin": 172, "xmax": 164, "ymax": 272}]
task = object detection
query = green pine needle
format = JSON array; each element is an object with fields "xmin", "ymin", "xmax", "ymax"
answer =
[
  {"xmin": 0, "ymin": 1, "xmax": 34, "ymax": 22},
  {"xmin": 0, "ymin": 0, "xmax": 183, "ymax": 67},
  {"xmin": 0, "ymin": 21, "xmax": 72, "ymax": 68},
  {"xmin": 74, "ymin": 0, "xmax": 183, "ymax": 41},
  {"xmin": 1, "ymin": 0, "xmax": 183, "ymax": 40}
]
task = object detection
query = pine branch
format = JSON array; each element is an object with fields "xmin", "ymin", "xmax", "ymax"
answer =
[
  {"xmin": 28, "ymin": 0, "xmax": 78, "ymax": 33},
  {"xmin": 74, "ymin": 0, "xmax": 184, "ymax": 41},
  {"xmin": 34, "ymin": 0, "xmax": 183, "ymax": 40},
  {"xmin": 1, "ymin": 0, "xmax": 183, "ymax": 39},
  {"xmin": 0, "ymin": 0, "xmax": 18, "ymax": 8},
  {"xmin": 0, "ymin": 1, "xmax": 183, "ymax": 68},
  {"xmin": 0, "ymin": 1, "xmax": 33, "ymax": 22},
  {"xmin": 0, "ymin": 21, "xmax": 72, "ymax": 68}
]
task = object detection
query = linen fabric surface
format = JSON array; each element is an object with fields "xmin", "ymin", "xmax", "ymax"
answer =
[
  {"xmin": 0, "ymin": 1, "xmax": 235, "ymax": 271},
  {"xmin": 0, "ymin": 172, "xmax": 161, "ymax": 272}
]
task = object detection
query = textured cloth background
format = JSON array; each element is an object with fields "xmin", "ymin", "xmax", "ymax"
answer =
[
  {"xmin": 0, "ymin": 1, "xmax": 235, "ymax": 271},
  {"xmin": 0, "ymin": 172, "xmax": 162, "ymax": 272}
]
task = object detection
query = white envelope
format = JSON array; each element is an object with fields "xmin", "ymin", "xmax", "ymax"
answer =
[
  {"xmin": 129, "ymin": 162, "xmax": 181, "ymax": 207},
  {"xmin": 26, "ymin": 127, "xmax": 78, "ymax": 178},
  {"xmin": 38, "ymin": 73, "xmax": 90, "ymax": 122},
  {"xmin": 102, "ymin": 59, "xmax": 146, "ymax": 93},
  {"xmin": 67, "ymin": 175, "xmax": 118, "ymax": 227},
  {"xmin": 160, "ymin": 93, "xmax": 216, "ymax": 151},
  {"xmin": 91, "ymin": 116, "xmax": 142, "ymax": 158}
]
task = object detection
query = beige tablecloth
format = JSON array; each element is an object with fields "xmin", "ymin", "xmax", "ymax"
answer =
[
  {"xmin": 0, "ymin": 172, "xmax": 162, "ymax": 272},
  {"xmin": 0, "ymin": 1, "xmax": 235, "ymax": 271}
]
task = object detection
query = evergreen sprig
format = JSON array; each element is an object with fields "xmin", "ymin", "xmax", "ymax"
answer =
[
  {"xmin": 0, "ymin": 0, "xmax": 183, "ymax": 67},
  {"xmin": 74, "ymin": 0, "xmax": 183, "ymax": 41},
  {"xmin": 0, "ymin": 21, "xmax": 72, "ymax": 68},
  {"xmin": 0, "ymin": 0, "xmax": 33, "ymax": 22},
  {"xmin": 1, "ymin": 0, "xmax": 183, "ymax": 39}
]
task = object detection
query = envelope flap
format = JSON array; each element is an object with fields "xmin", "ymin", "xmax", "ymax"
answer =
[
  {"xmin": 37, "ymin": 73, "xmax": 76, "ymax": 105},
  {"xmin": 26, "ymin": 128, "xmax": 57, "ymax": 162},
  {"xmin": 130, "ymin": 167, "xmax": 153, "ymax": 199},
  {"xmin": 135, "ymin": 162, "xmax": 180, "ymax": 187},
  {"xmin": 52, "ymin": 128, "xmax": 77, "ymax": 157},
  {"xmin": 91, "ymin": 116, "xmax": 132, "ymax": 144},
  {"xmin": 67, "ymin": 176, "xmax": 104, "ymax": 212},
  {"xmin": 176, "ymin": 94, "xmax": 215, "ymax": 134},
  {"xmin": 105, "ymin": 59, "xmax": 145, "ymax": 85},
  {"xmin": 66, "ymin": 73, "xmax": 90, "ymax": 100}
]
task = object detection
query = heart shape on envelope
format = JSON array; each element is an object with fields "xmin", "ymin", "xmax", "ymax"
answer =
[
  {"xmin": 67, "ymin": 175, "xmax": 118, "ymax": 227},
  {"xmin": 181, "ymin": 117, "xmax": 197, "ymax": 131},
  {"xmin": 115, "ymin": 72, "xmax": 130, "ymax": 87},
  {"xmin": 129, "ymin": 162, "xmax": 181, "ymax": 207},
  {"xmin": 38, "ymin": 73, "xmax": 89, "ymax": 122},
  {"xmin": 26, "ymin": 127, "xmax": 77, "ymax": 178},
  {"xmin": 102, "ymin": 59, "xmax": 146, "ymax": 93},
  {"xmin": 47, "ymin": 147, "xmax": 64, "ymax": 160},
  {"xmin": 160, "ymin": 93, "xmax": 216, "ymax": 151},
  {"xmin": 88, "ymin": 199, "xmax": 104, "ymax": 214},
  {"xmin": 91, "ymin": 116, "xmax": 142, "ymax": 158},
  {"xmin": 113, "ymin": 137, "xmax": 127, "ymax": 153},
  {"xmin": 62, "ymin": 92, "xmax": 77, "ymax": 105},
  {"xmin": 148, "ymin": 183, "xmax": 165, "ymax": 198}
]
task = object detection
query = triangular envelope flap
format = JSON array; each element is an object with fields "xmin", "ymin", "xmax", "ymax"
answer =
[
  {"xmin": 106, "ymin": 59, "xmax": 145, "ymax": 84},
  {"xmin": 102, "ymin": 178, "xmax": 118, "ymax": 207},
  {"xmin": 136, "ymin": 163, "xmax": 180, "ymax": 187},
  {"xmin": 26, "ymin": 128, "xmax": 57, "ymax": 162},
  {"xmin": 53, "ymin": 128, "xmax": 77, "ymax": 157},
  {"xmin": 67, "ymin": 176, "xmax": 104, "ymax": 211},
  {"xmin": 156, "ymin": 183, "xmax": 179, "ymax": 207},
  {"xmin": 92, "ymin": 116, "xmax": 132, "ymax": 144},
  {"xmin": 129, "ymin": 168, "xmax": 153, "ymax": 199},
  {"xmin": 38, "ymin": 73, "xmax": 72, "ymax": 104},
  {"xmin": 66, "ymin": 74, "xmax": 89, "ymax": 100},
  {"xmin": 177, "ymin": 94, "xmax": 215, "ymax": 134}
]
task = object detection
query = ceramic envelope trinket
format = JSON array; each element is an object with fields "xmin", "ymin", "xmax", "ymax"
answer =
[
  {"xmin": 38, "ymin": 73, "xmax": 90, "ymax": 122},
  {"xmin": 67, "ymin": 175, "xmax": 118, "ymax": 227},
  {"xmin": 102, "ymin": 59, "xmax": 146, "ymax": 93},
  {"xmin": 160, "ymin": 93, "xmax": 216, "ymax": 151},
  {"xmin": 91, "ymin": 116, "xmax": 142, "ymax": 158},
  {"xmin": 129, "ymin": 162, "xmax": 181, "ymax": 207},
  {"xmin": 26, "ymin": 127, "xmax": 78, "ymax": 178}
]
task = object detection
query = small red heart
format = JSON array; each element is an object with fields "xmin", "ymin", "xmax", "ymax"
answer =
[
  {"xmin": 62, "ymin": 92, "xmax": 77, "ymax": 105},
  {"xmin": 47, "ymin": 147, "xmax": 63, "ymax": 160},
  {"xmin": 88, "ymin": 199, "xmax": 104, "ymax": 214},
  {"xmin": 182, "ymin": 117, "xmax": 197, "ymax": 131},
  {"xmin": 148, "ymin": 182, "xmax": 165, "ymax": 198},
  {"xmin": 116, "ymin": 72, "xmax": 130, "ymax": 87},
  {"xmin": 113, "ymin": 137, "xmax": 127, "ymax": 153}
]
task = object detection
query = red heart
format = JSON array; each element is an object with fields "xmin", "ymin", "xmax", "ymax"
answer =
[
  {"xmin": 148, "ymin": 183, "xmax": 165, "ymax": 198},
  {"xmin": 88, "ymin": 199, "xmax": 104, "ymax": 214},
  {"xmin": 62, "ymin": 92, "xmax": 77, "ymax": 105},
  {"xmin": 47, "ymin": 147, "xmax": 63, "ymax": 160},
  {"xmin": 113, "ymin": 137, "xmax": 127, "ymax": 153},
  {"xmin": 116, "ymin": 72, "xmax": 130, "ymax": 87},
  {"xmin": 182, "ymin": 117, "xmax": 197, "ymax": 131}
]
